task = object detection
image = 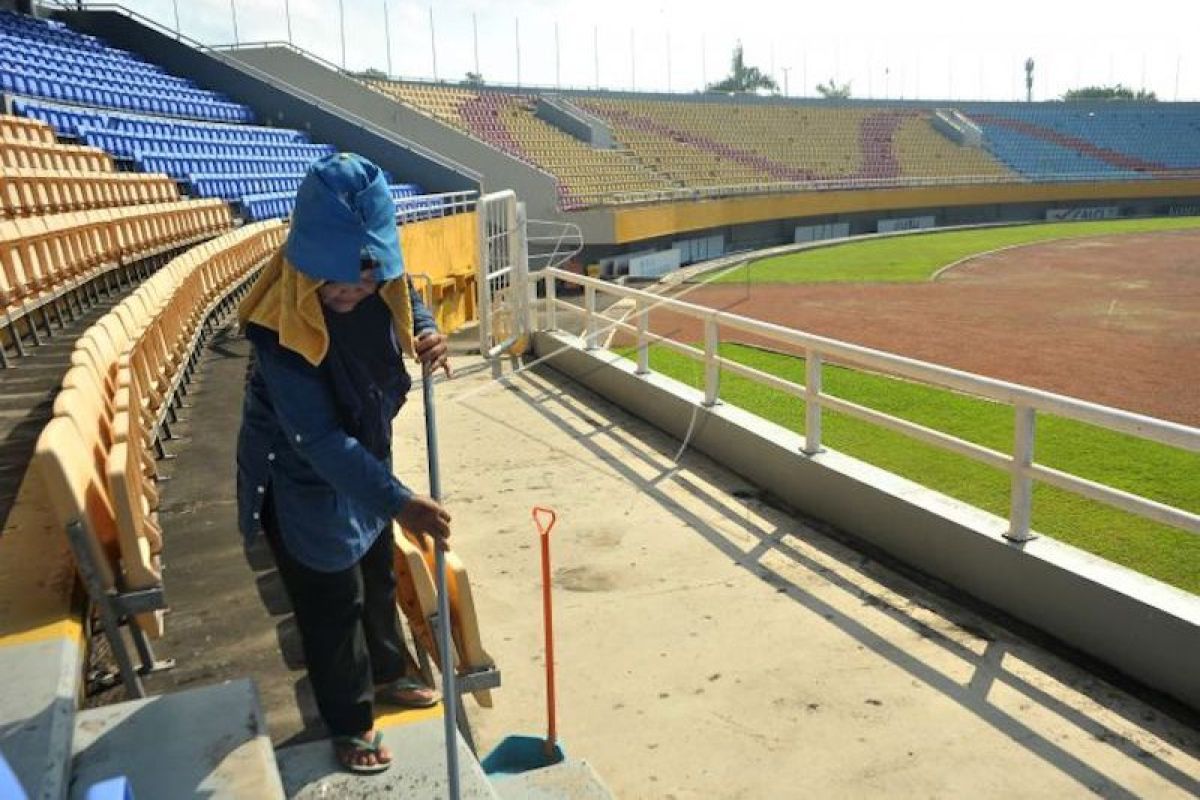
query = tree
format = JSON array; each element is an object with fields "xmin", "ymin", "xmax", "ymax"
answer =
[
  {"xmin": 461, "ymin": 71, "xmax": 485, "ymax": 87},
  {"xmin": 706, "ymin": 42, "xmax": 778, "ymax": 94},
  {"xmin": 815, "ymin": 78, "xmax": 852, "ymax": 99},
  {"xmin": 357, "ymin": 68, "xmax": 388, "ymax": 80},
  {"xmin": 1062, "ymin": 84, "xmax": 1157, "ymax": 102}
]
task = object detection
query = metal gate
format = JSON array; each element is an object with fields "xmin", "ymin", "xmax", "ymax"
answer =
[
  {"xmin": 476, "ymin": 190, "xmax": 527, "ymax": 358},
  {"xmin": 476, "ymin": 190, "xmax": 583, "ymax": 359}
]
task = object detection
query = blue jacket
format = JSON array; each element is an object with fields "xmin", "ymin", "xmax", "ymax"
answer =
[{"xmin": 236, "ymin": 287, "xmax": 437, "ymax": 572}]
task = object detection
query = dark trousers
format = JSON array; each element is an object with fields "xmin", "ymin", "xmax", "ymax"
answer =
[{"xmin": 263, "ymin": 493, "xmax": 412, "ymax": 736}]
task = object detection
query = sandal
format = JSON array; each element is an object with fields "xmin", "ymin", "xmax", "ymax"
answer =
[
  {"xmin": 333, "ymin": 731, "xmax": 391, "ymax": 775},
  {"xmin": 376, "ymin": 676, "xmax": 440, "ymax": 709}
]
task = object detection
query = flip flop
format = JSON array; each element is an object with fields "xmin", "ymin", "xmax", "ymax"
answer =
[
  {"xmin": 376, "ymin": 676, "xmax": 440, "ymax": 709},
  {"xmin": 333, "ymin": 731, "xmax": 391, "ymax": 775}
]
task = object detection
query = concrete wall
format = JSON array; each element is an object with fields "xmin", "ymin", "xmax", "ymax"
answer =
[
  {"xmin": 53, "ymin": 11, "xmax": 477, "ymax": 197},
  {"xmin": 534, "ymin": 331, "xmax": 1200, "ymax": 712}
]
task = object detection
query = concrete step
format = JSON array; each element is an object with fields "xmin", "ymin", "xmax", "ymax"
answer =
[
  {"xmin": 70, "ymin": 678, "xmax": 285, "ymax": 799},
  {"xmin": 488, "ymin": 759, "xmax": 614, "ymax": 800},
  {"xmin": 276, "ymin": 713, "xmax": 500, "ymax": 799}
]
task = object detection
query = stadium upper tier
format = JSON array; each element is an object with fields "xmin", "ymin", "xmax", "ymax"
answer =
[
  {"xmin": 362, "ymin": 79, "xmax": 1200, "ymax": 210},
  {"xmin": 0, "ymin": 13, "xmax": 442, "ymax": 223}
]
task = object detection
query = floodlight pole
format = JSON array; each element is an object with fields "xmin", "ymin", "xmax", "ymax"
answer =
[
  {"xmin": 666, "ymin": 30, "xmax": 672, "ymax": 93},
  {"xmin": 430, "ymin": 6, "xmax": 439, "ymax": 80},
  {"xmin": 515, "ymin": 17, "xmax": 521, "ymax": 86},
  {"xmin": 338, "ymin": 0, "xmax": 345, "ymax": 69},
  {"xmin": 1025, "ymin": 57, "xmax": 1034, "ymax": 102},
  {"xmin": 171, "ymin": 0, "xmax": 180, "ymax": 38},
  {"xmin": 473, "ymin": 13, "xmax": 480, "ymax": 78},
  {"xmin": 630, "ymin": 28, "xmax": 635, "ymax": 90},
  {"xmin": 283, "ymin": 0, "xmax": 292, "ymax": 45},
  {"xmin": 594, "ymin": 25, "xmax": 600, "ymax": 89},
  {"xmin": 782, "ymin": 66, "xmax": 790, "ymax": 97},
  {"xmin": 383, "ymin": 0, "xmax": 392, "ymax": 77},
  {"xmin": 230, "ymin": 0, "xmax": 238, "ymax": 45},
  {"xmin": 555, "ymin": 22, "xmax": 561, "ymax": 89}
]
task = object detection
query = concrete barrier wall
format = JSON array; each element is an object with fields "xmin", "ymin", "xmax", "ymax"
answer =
[
  {"xmin": 609, "ymin": 179, "xmax": 1200, "ymax": 242},
  {"xmin": 533, "ymin": 331, "xmax": 1200, "ymax": 712}
]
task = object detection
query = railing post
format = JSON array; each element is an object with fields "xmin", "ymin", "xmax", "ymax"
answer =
[
  {"xmin": 1006, "ymin": 405, "xmax": 1037, "ymax": 542},
  {"xmin": 584, "ymin": 284, "xmax": 597, "ymax": 350},
  {"xmin": 635, "ymin": 297, "xmax": 649, "ymax": 375},
  {"xmin": 703, "ymin": 317, "xmax": 719, "ymax": 406},
  {"xmin": 803, "ymin": 352, "xmax": 823, "ymax": 454},
  {"xmin": 545, "ymin": 271, "xmax": 557, "ymax": 330}
]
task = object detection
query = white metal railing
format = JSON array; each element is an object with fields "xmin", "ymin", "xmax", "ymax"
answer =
[
  {"xmin": 579, "ymin": 170, "xmax": 1200, "ymax": 210},
  {"xmin": 534, "ymin": 268, "xmax": 1200, "ymax": 543},
  {"xmin": 395, "ymin": 190, "xmax": 477, "ymax": 224}
]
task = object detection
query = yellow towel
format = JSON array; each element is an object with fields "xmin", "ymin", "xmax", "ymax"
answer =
[{"xmin": 238, "ymin": 248, "xmax": 416, "ymax": 367}]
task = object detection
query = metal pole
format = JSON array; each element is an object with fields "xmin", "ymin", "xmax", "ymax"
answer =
[
  {"xmin": 473, "ymin": 13, "xmax": 480, "ymax": 78},
  {"xmin": 593, "ymin": 25, "xmax": 599, "ymax": 89},
  {"xmin": 430, "ymin": 6, "xmax": 438, "ymax": 80},
  {"xmin": 422, "ymin": 371, "xmax": 461, "ymax": 800},
  {"xmin": 338, "ymin": 0, "xmax": 345, "ymax": 69},
  {"xmin": 701, "ymin": 33, "xmax": 706, "ymax": 88},
  {"xmin": 1007, "ymin": 405, "xmax": 1036, "ymax": 542},
  {"xmin": 630, "ymin": 28, "xmax": 635, "ymax": 90},
  {"xmin": 383, "ymin": 0, "xmax": 392, "ymax": 77},
  {"xmin": 515, "ymin": 17, "xmax": 521, "ymax": 86},
  {"xmin": 584, "ymin": 285, "xmax": 596, "ymax": 350},
  {"xmin": 703, "ymin": 318, "xmax": 719, "ymax": 406},
  {"xmin": 555, "ymin": 22, "xmax": 560, "ymax": 89},
  {"xmin": 171, "ymin": 0, "xmax": 180, "ymax": 38},
  {"xmin": 635, "ymin": 298, "xmax": 649, "ymax": 375},
  {"xmin": 803, "ymin": 353, "xmax": 822, "ymax": 454},
  {"xmin": 284, "ymin": 0, "xmax": 292, "ymax": 45},
  {"xmin": 230, "ymin": 0, "xmax": 238, "ymax": 45},
  {"xmin": 782, "ymin": 66, "xmax": 790, "ymax": 97},
  {"xmin": 1175, "ymin": 56, "xmax": 1181, "ymax": 101},
  {"xmin": 666, "ymin": 30, "xmax": 672, "ymax": 93}
]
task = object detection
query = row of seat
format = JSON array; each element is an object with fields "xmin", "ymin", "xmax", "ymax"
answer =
[
  {"xmin": 0, "ymin": 136, "xmax": 112, "ymax": 172},
  {"xmin": 0, "ymin": 13, "xmax": 251, "ymax": 122},
  {"xmin": 0, "ymin": 111, "xmax": 55, "ymax": 144},
  {"xmin": 0, "ymin": 167, "xmax": 178, "ymax": 218},
  {"xmin": 137, "ymin": 153, "xmax": 315, "ymax": 180},
  {"xmin": 0, "ymin": 13, "xmax": 168, "ymax": 78},
  {"xmin": 79, "ymin": 127, "xmax": 334, "ymax": 161},
  {"xmin": 1, "ymin": 200, "xmax": 233, "ymax": 359},
  {"xmin": 13, "ymin": 98, "xmax": 301, "ymax": 148},
  {"xmin": 35, "ymin": 221, "xmax": 287, "ymax": 647}
]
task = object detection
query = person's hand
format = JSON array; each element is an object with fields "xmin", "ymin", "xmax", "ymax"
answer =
[
  {"xmin": 415, "ymin": 330, "xmax": 451, "ymax": 378},
  {"xmin": 397, "ymin": 495, "xmax": 451, "ymax": 547}
]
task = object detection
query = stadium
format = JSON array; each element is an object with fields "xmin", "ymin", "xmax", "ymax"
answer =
[{"xmin": 0, "ymin": 0, "xmax": 1197, "ymax": 797}]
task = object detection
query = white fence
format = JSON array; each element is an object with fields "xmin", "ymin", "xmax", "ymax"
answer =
[{"xmin": 533, "ymin": 268, "xmax": 1200, "ymax": 543}]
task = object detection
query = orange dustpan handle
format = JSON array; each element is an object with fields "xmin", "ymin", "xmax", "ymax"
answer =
[{"xmin": 532, "ymin": 506, "xmax": 557, "ymax": 757}]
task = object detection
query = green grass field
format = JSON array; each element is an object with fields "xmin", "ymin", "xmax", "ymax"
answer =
[
  {"xmin": 709, "ymin": 217, "xmax": 1200, "ymax": 284},
  {"xmin": 620, "ymin": 344, "xmax": 1200, "ymax": 594}
]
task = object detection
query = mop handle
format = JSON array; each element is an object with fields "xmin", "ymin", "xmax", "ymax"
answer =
[
  {"xmin": 532, "ymin": 506, "xmax": 557, "ymax": 755},
  {"xmin": 424, "ymin": 369, "xmax": 460, "ymax": 800}
]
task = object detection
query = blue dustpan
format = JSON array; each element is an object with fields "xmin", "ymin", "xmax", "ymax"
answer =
[{"xmin": 482, "ymin": 734, "xmax": 566, "ymax": 775}]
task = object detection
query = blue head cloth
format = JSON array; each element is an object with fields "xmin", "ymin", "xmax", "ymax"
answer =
[{"xmin": 285, "ymin": 153, "xmax": 404, "ymax": 283}]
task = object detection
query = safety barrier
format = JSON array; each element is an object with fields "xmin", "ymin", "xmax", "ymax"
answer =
[{"xmin": 537, "ymin": 268, "xmax": 1200, "ymax": 543}]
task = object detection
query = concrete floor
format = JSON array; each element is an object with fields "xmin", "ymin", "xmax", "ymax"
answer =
[{"xmin": 145, "ymin": 320, "xmax": 1200, "ymax": 798}]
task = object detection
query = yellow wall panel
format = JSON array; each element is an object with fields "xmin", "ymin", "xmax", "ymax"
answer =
[{"xmin": 611, "ymin": 179, "xmax": 1200, "ymax": 243}]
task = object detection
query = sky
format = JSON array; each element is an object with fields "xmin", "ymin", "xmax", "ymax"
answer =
[{"xmin": 116, "ymin": 0, "xmax": 1200, "ymax": 102}]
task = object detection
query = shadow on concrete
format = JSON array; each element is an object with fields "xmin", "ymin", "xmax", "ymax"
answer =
[{"xmin": 481, "ymin": 358, "xmax": 1200, "ymax": 798}]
